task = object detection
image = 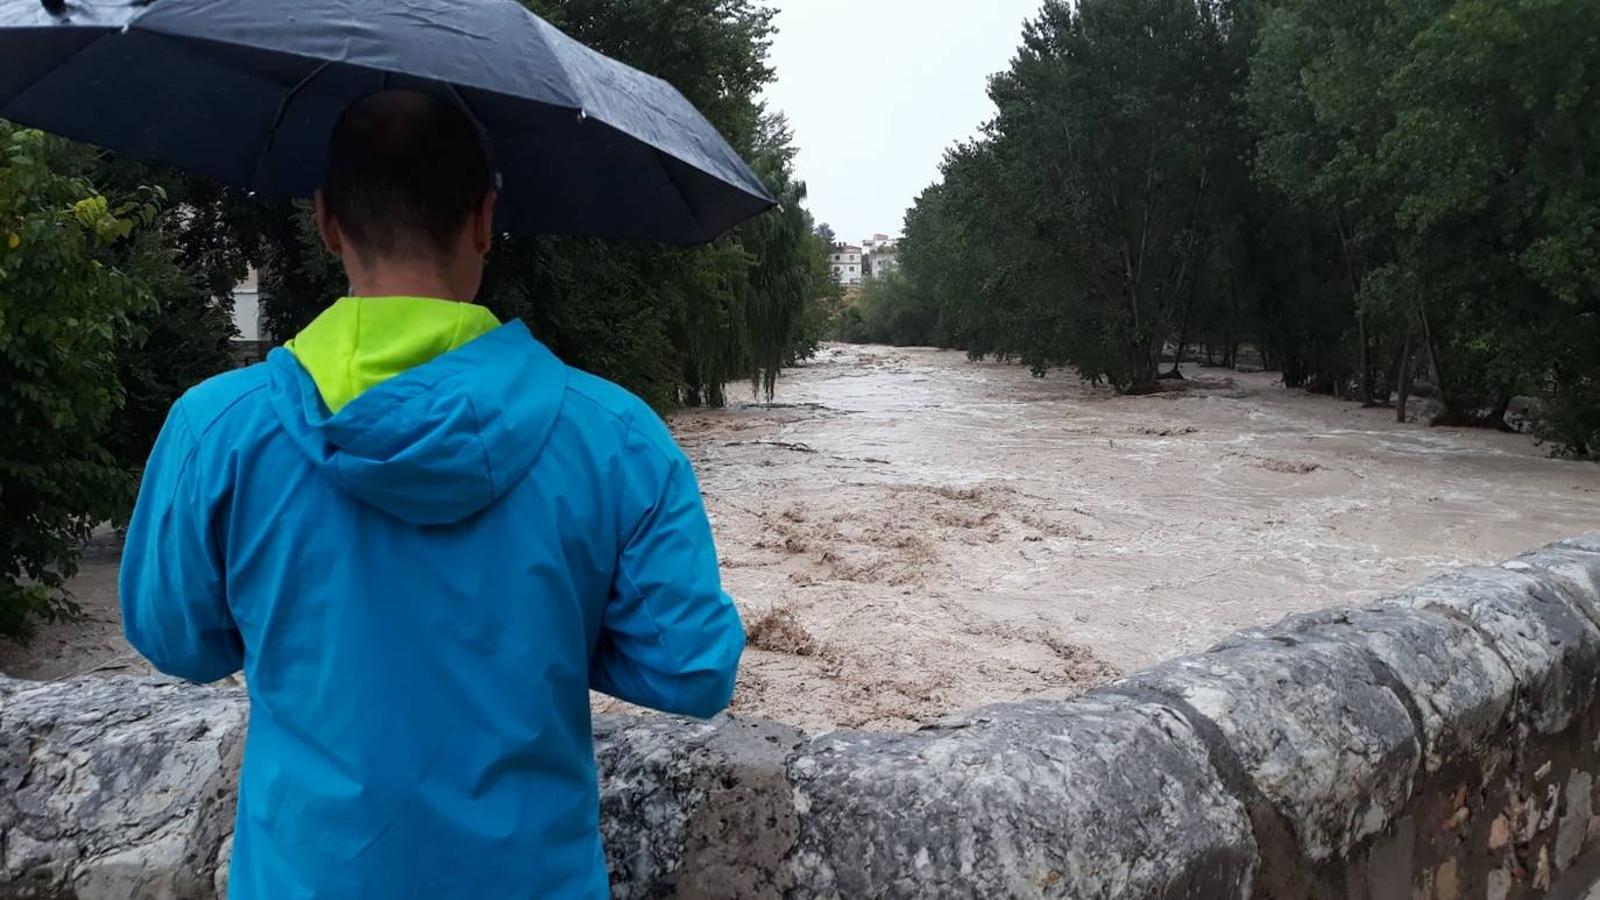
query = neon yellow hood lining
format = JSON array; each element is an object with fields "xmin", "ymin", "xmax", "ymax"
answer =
[{"xmin": 286, "ymin": 296, "xmax": 502, "ymax": 414}]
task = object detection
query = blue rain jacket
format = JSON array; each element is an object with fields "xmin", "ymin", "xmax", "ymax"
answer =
[{"xmin": 119, "ymin": 317, "xmax": 744, "ymax": 899}]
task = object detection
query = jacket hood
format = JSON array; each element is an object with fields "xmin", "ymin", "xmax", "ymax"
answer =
[
  {"xmin": 285, "ymin": 296, "xmax": 503, "ymax": 415},
  {"xmin": 267, "ymin": 320, "xmax": 567, "ymax": 526}
]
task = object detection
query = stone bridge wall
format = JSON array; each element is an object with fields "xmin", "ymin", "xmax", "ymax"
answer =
[{"xmin": 5, "ymin": 536, "xmax": 1600, "ymax": 898}]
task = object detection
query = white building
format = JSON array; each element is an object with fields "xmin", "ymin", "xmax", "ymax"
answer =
[
  {"xmin": 858, "ymin": 233, "xmax": 900, "ymax": 280},
  {"xmin": 830, "ymin": 243, "xmax": 864, "ymax": 286},
  {"xmin": 866, "ymin": 245, "xmax": 899, "ymax": 279},
  {"xmin": 231, "ymin": 267, "xmax": 264, "ymax": 342}
]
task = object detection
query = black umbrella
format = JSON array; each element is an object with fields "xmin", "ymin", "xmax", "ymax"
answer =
[{"xmin": 0, "ymin": 0, "xmax": 775, "ymax": 245}]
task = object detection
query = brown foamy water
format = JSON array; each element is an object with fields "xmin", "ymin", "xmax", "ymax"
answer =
[{"xmin": 644, "ymin": 345, "xmax": 1600, "ymax": 732}]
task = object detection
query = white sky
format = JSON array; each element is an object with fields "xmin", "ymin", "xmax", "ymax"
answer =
[{"xmin": 761, "ymin": 0, "xmax": 1044, "ymax": 244}]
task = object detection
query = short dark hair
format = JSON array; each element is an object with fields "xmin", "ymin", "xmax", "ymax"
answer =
[{"xmin": 323, "ymin": 90, "xmax": 494, "ymax": 261}]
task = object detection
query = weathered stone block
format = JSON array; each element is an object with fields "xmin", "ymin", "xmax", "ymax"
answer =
[
  {"xmin": 0, "ymin": 675, "xmax": 246, "ymax": 898},
  {"xmin": 595, "ymin": 715, "xmax": 805, "ymax": 900},
  {"xmin": 1218, "ymin": 606, "xmax": 1514, "ymax": 773},
  {"xmin": 1556, "ymin": 535, "xmax": 1600, "ymax": 556},
  {"xmin": 8, "ymin": 535, "xmax": 1600, "ymax": 899},
  {"xmin": 1390, "ymin": 566, "xmax": 1600, "ymax": 735},
  {"xmin": 1506, "ymin": 545, "xmax": 1600, "ymax": 634},
  {"xmin": 1119, "ymin": 639, "xmax": 1419, "ymax": 865},
  {"xmin": 786, "ymin": 695, "xmax": 1257, "ymax": 899}
]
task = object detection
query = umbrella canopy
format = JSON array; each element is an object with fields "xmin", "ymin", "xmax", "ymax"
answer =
[{"xmin": 0, "ymin": 0, "xmax": 775, "ymax": 245}]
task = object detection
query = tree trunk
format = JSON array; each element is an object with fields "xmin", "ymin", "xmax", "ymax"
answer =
[
  {"xmin": 1129, "ymin": 340, "xmax": 1156, "ymax": 392},
  {"xmin": 1418, "ymin": 301, "xmax": 1447, "ymax": 418},
  {"xmin": 1165, "ymin": 298, "xmax": 1194, "ymax": 380},
  {"xmin": 1489, "ymin": 393, "xmax": 1514, "ymax": 432},
  {"xmin": 1396, "ymin": 323, "xmax": 1416, "ymax": 423},
  {"xmin": 1224, "ymin": 292, "xmax": 1239, "ymax": 369},
  {"xmin": 1356, "ymin": 308, "xmax": 1373, "ymax": 405},
  {"xmin": 1336, "ymin": 222, "xmax": 1373, "ymax": 405}
]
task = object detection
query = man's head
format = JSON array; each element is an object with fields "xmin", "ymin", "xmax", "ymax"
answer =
[{"xmin": 315, "ymin": 90, "xmax": 497, "ymax": 301}]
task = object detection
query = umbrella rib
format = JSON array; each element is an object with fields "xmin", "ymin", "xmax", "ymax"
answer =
[
  {"xmin": 652, "ymin": 147, "xmax": 709, "ymax": 243},
  {"xmin": 441, "ymin": 84, "xmax": 506, "ymax": 192},
  {"xmin": 444, "ymin": 84, "xmax": 490, "ymax": 158},
  {"xmin": 250, "ymin": 59, "xmax": 331, "ymax": 189}
]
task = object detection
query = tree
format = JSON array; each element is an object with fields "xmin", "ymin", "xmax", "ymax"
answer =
[
  {"xmin": 91, "ymin": 166, "xmax": 245, "ymax": 465},
  {"xmin": 1251, "ymin": 0, "xmax": 1600, "ymax": 445},
  {"xmin": 897, "ymin": 0, "xmax": 1600, "ymax": 455},
  {"xmin": 898, "ymin": 0, "xmax": 1253, "ymax": 390},
  {"xmin": 0, "ymin": 125, "xmax": 173, "ymax": 638},
  {"xmin": 738, "ymin": 114, "xmax": 839, "ymax": 395},
  {"xmin": 1380, "ymin": 0, "xmax": 1600, "ymax": 445}
]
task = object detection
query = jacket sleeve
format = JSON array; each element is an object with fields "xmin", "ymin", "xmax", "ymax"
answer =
[
  {"xmin": 119, "ymin": 401, "xmax": 244, "ymax": 683},
  {"xmin": 591, "ymin": 447, "xmax": 744, "ymax": 719}
]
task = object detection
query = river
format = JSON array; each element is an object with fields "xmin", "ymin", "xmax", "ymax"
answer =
[
  {"xmin": 655, "ymin": 344, "xmax": 1600, "ymax": 731},
  {"xmin": 6, "ymin": 344, "xmax": 1598, "ymax": 734}
]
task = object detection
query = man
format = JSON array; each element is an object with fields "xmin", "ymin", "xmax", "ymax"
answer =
[{"xmin": 120, "ymin": 90, "xmax": 745, "ymax": 899}]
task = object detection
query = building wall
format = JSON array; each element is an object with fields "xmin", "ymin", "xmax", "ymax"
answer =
[
  {"xmin": 862, "ymin": 233, "xmax": 892, "ymax": 254},
  {"xmin": 231, "ymin": 268, "xmax": 263, "ymax": 343},
  {"xmin": 830, "ymin": 245, "xmax": 863, "ymax": 286},
  {"xmin": 867, "ymin": 249, "xmax": 898, "ymax": 279}
]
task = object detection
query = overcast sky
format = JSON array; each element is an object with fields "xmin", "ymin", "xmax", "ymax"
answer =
[{"xmin": 761, "ymin": 0, "xmax": 1043, "ymax": 244}]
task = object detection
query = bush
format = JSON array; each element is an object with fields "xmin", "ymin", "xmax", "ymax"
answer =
[{"xmin": 0, "ymin": 125, "xmax": 169, "ymax": 639}]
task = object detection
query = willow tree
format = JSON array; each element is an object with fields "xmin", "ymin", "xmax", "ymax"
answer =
[{"xmin": 739, "ymin": 115, "xmax": 836, "ymax": 398}]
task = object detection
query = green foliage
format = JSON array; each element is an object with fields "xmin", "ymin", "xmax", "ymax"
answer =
[
  {"xmin": 0, "ymin": 125, "xmax": 170, "ymax": 638},
  {"xmin": 739, "ymin": 116, "xmax": 839, "ymax": 394},
  {"xmin": 1253, "ymin": 0, "xmax": 1600, "ymax": 444},
  {"xmin": 899, "ymin": 0, "xmax": 1600, "ymax": 453},
  {"xmin": 90, "ymin": 166, "xmax": 242, "ymax": 466},
  {"xmin": 833, "ymin": 271, "xmax": 940, "ymax": 347},
  {"xmin": 515, "ymin": 0, "xmax": 829, "ymax": 407},
  {"xmin": 897, "ymin": 0, "xmax": 1254, "ymax": 390}
]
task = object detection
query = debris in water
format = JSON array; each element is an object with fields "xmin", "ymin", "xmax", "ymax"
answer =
[
  {"xmin": 726, "ymin": 440, "xmax": 817, "ymax": 453},
  {"xmin": 1135, "ymin": 425, "xmax": 1200, "ymax": 437},
  {"xmin": 1255, "ymin": 458, "xmax": 1323, "ymax": 475},
  {"xmin": 747, "ymin": 607, "xmax": 823, "ymax": 657}
]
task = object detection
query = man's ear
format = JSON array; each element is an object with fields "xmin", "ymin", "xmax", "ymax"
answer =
[
  {"xmin": 473, "ymin": 191, "xmax": 497, "ymax": 256},
  {"xmin": 313, "ymin": 190, "xmax": 343, "ymax": 257}
]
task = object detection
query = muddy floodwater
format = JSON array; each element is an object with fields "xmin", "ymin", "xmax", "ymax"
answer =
[
  {"xmin": 6, "ymin": 344, "xmax": 1598, "ymax": 733},
  {"xmin": 649, "ymin": 345, "xmax": 1600, "ymax": 732}
]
